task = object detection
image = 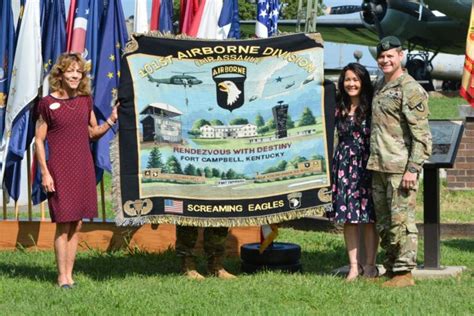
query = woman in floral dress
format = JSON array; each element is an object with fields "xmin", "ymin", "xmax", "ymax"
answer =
[{"xmin": 327, "ymin": 63, "xmax": 378, "ymax": 281}]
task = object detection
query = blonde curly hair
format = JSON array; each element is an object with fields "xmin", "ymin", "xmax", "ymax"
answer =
[{"xmin": 49, "ymin": 53, "xmax": 91, "ymax": 96}]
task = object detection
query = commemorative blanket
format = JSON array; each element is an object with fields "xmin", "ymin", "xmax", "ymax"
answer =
[{"xmin": 113, "ymin": 33, "xmax": 332, "ymax": 227}]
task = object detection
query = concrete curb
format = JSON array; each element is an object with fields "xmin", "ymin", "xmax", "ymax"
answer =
[
  {"xmin": 333, "ymin": 265, "xmax": 467, "ymax": 280},
  {"xmin": 282, "ymin": 216, "xmax": 474, "ymax": 238}
]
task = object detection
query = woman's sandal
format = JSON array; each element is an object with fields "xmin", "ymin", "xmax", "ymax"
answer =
[
  {"xmin": 362, "ymin": 265, "xmax": 380, "ymax": 278},
  {"xmin": 346, "ymin": 263, "xmax": 364, "ymax": 282},
  {"xmin": 59, "ymin": 284, "xmax": 73, "ymax": 289}
]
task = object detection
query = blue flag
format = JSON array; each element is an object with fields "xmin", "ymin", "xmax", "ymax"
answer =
[
  {"xmin": 30, "ymin": 0, "xmax": 67, "ymax": 205},
  {"xmin": 92, "ymin": 0, "xmax": 128, "ymax": 180},
  {"xmin": 85, "ymin": 0, "xmax": 104, "ymax": 86},
  {"xmin": 1, "ymin": 0, "xmax": 42, "ymax": 201},
  {"xmin": 42, "ymin": 0, "xmax": 66, "ymax": 79},
  {"xmin": 218, "ymin": 0, "xmax": 240, "ymax": 39},
  {"xmin": 0, "ymin": 0, "xmax": 16, "ymax": 139},
  {"xmin": 159, "ymin": 0, "xmax": 174, "ymax": 33},
  {"xmin": 256, "ymin": 0, "xmax": 280, "ymax": 38}
]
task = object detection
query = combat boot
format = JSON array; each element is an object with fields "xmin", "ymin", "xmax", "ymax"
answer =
[
  {"xmin": 208, "ymin": 256, "xmax": 237, "ymax": 279},
  {"xmin": 382, "ymin": 271, "xmax": 415, "ymax": 288},
  {"xmin": 182, "ymin": 256, "xmax": 205, "ymax": 281}
]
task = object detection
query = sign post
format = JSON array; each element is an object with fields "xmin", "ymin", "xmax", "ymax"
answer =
[{"xmin": 422, "ymin": 120, "xmax": 464, "ymax": 269}]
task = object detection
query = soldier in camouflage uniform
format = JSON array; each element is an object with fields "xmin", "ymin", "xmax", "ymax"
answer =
[
  {"xmin": 367, "ymin": 36, "xmax": 432, "ymax": 287},
  {"xmin": 176, "ymin": 226, "xmax": 236, "ymax": 280}
]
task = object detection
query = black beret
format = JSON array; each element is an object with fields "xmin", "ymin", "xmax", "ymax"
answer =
[{"xmin": 376, "ymin": 36, "xmax": 402, "ymax": 56}]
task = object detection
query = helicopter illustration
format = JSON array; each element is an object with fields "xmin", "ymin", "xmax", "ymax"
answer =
[
  {"xmin": 147, "ymin": 71, "xmax": 204, "ymax": 88},
  {"xmin": 147, "ymin": 71, "xmax": 204, "ymax": 107}
]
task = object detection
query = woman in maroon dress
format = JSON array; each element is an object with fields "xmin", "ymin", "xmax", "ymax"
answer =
[{"xmin": 35, "ymin": 53, "xmax": 118, "ymax": 288}]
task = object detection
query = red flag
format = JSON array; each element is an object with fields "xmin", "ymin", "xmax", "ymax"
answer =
[
  {"xmin": 180, "ymin": 0, "xmax": 199, "ymax": 34},
  {"xmin": 65, "ymin": 0, "xmax": 77, "ymax": 51},
  {"xmin": 150, "ymin": 0, "xmax": 161, "ymax": 31},
  {"xmin": 67, "ymin": 0, "xmax": 89, "ymax": 53},
  {"xmin": 460, "ymin": 0, "xmax": 474, "ymax": 107}
]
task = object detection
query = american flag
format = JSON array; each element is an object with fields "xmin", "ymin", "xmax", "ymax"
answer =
[
  {"xmin": 256, "ymin": 0, "xmax": 280, "ymax": 38},
  {"xmin": 164, "ymin": 199, "xmax": 184, "ymax": 214},
  {"xmin": 69, "ymin": 0, "xmax": 89, "ymax": 53}
]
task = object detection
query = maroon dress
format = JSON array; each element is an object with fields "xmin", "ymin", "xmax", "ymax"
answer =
[{"xmin": 37, "ymin": 95, "xmax": 97, "ymax": 223}]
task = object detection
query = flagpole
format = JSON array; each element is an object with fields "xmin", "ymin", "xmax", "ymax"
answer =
[
  {"xmin": 27, "ymin": 146, "xmax": 32, "ymax": 221},
  {"xmin": 40, "ymin": 201, "xmax": 45, "ymax": 221},
  {"xmin": 100, "ymin": 179, "xmax": 106, "ymax": 222},
  {"xmin": 2, "ymin": 190, "xmax": 7, "ymax": 220},
  {"xmin": 14, "ymin": 200, "xmax": 19, "ymax": 220}
]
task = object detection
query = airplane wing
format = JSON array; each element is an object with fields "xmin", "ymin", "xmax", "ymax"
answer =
[
  {"xmin": 281, "ymin": 15, "xmax": 380, "ymax": 47},
  {"xmin": 243, "ymin": 1, "xmax": 469, "ymax": 55}
]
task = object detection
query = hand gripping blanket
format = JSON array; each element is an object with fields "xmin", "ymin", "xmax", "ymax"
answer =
[{"xmin": 113, "ymin": 33, "xmax": 332, "ymax": 227}]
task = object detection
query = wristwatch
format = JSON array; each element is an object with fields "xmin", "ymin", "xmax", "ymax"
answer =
[{"xmin": 407, "ymin": 166, "xmax": 419, "ymax": 173}]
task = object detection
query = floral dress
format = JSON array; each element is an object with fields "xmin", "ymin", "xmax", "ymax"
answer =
[{"xmin": 327, "ymin": 109, "xmax": 375, "ymax": 223}]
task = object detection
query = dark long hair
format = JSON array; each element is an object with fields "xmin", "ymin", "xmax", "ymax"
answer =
[{"xmin": 336, "ymin": 63, "xmax": 373, "ymax": 125}]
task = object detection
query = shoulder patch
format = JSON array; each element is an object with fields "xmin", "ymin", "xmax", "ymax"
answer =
[{"xmin": 415, "ymin": 102, "xmax": 425, "ymax": 112}]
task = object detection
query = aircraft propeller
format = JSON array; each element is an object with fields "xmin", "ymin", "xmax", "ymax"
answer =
[{"xmin": 328, "ymin": 0, "xmax": 387, "ymax": 39}]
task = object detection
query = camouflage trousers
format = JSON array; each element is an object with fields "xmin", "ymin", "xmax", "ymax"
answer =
[
  {"xmin": 176, "ymin": 226, "xmax": 228, "ymax": 259},
  {"xmin": 372, "ymin": 171, "xmax": 418, "ymax": 273}
]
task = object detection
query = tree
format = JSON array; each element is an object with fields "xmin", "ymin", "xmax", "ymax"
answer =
[
  {"xmin": 229, "ymin": 117, "xmax": 249, "ymax": 125},
  {"xmin": 204, "ymin": 167, "xmax": 212, "ymax": 178},
  {"xmin": 184, "ymin": 164, "xmax": 197, "ymax": 176},
  {"xmin": 237, "ymin": 0, "xmax": 326, "ymax": 22},
  {"xmin": 263, "ymin": 166, "xmax": 278, "ymax": 174},
  {"xmin": 257, "ymin": 126, "xmax": 270, "ymax": 134},
  {"xmin": 210, "ymin": 119, "xmax": 224, "ymax": 126},
  {"xmin": 212, "ymin": 168, "xmax": 221, "ymax": 178},
  {"xmin": 221, "ymin": 171, "xmax": 227, "ymax": 179},
  {"xmin": 286, "ymin": 114, "xmax": 295, "ymax": 129},
  {"xmin": 280, "ymin": 0, "xmax": 326, "ymax": 19},
  {"xmin": 165, "ymin": 156, "xmax": 183, "ymax": 174},
  {"xmin": 255, "ymin": 114, "xmax": 265, "ymax": 127},
  {"xmin": 290, "ymin": 156, "xmax": 308, "ymax": 168},
  {"xmin": 146, "ymin": 147, "xmax": 164, "ymax": 169},
  {"xmin": 187, "ymin": 130, "xmax": 201, "ymax": 137},
  {"xmin": 266, "ymin": 118, "xmax": 276, "ymax": 130},
  {"xmin": 226, "ymin": 169, "xmax": 237, "ymax": 179},
  {"xmin": 298, "ymin": 107, "xmax": 316, "ymax": 126},
  {"xmin": 192, "ymin": 119, "xmax": 211, "ymax": 131},
  {"xmin": 276, "ymin": 160, "xmax": 288, "ymax": 171},
  {"xmin": 238, "ymin": 0, "xmax": 256, "ymax": 20},
  {"xmin": 196, "ymin": 168, "xmax": 203, "ymax": 177}
]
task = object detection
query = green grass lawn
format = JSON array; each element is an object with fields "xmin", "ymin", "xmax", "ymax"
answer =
[
  {"xmin": 428, "ymin": 95, "xmax": 465, "ymax": 119},
  {"xmin": 0, "ymin": 229, "xmax": 472, "ymax": 315},
  {"xmin": 1, "ymin": 96, "xmax": 473, "ymax": 314}
]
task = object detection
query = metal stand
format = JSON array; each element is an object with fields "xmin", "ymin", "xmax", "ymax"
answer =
[{"xmin": 423, "ymin": 168, "xmax": 441, "ymax": 269}]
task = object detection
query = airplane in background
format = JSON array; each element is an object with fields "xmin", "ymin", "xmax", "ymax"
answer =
[
  {"xmin": 243, "ymin": 0, "xmax": 470, "ymax": 90},
  {"xmin": 311, "ymin": 0, "xmax": 469, "ymax": 90}
]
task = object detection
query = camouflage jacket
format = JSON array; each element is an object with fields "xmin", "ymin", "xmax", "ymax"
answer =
[{"xmin": 367, "ymin": 72, "xmax": 432, "ymax": 173}]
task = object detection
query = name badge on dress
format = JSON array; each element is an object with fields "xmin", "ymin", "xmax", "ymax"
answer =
[{"xmin": 49, "ymin": 102, "xmax": 61, "ymax": 110}]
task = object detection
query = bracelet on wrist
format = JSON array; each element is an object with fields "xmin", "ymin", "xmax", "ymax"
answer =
[{"xmin": 106, "ymin": 118, "xmax": 115, "ymax": 127}]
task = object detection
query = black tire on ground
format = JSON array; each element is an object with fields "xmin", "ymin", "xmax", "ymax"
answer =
[
  {"xmin": 240, "ymin": 242, "xmax": 301, "ymax": 265},
  {"xmin": 241, "ymin": 261, "xmax": 303, "ymax": 274}
]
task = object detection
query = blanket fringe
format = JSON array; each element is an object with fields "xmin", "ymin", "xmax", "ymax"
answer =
[
  {"xmin": 115, "ymin": 204, "xmax": 331, "ymax": 227},
  {"xmin": 110, "ymin": 135, "xmax": 125, "ymax": 224}
]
